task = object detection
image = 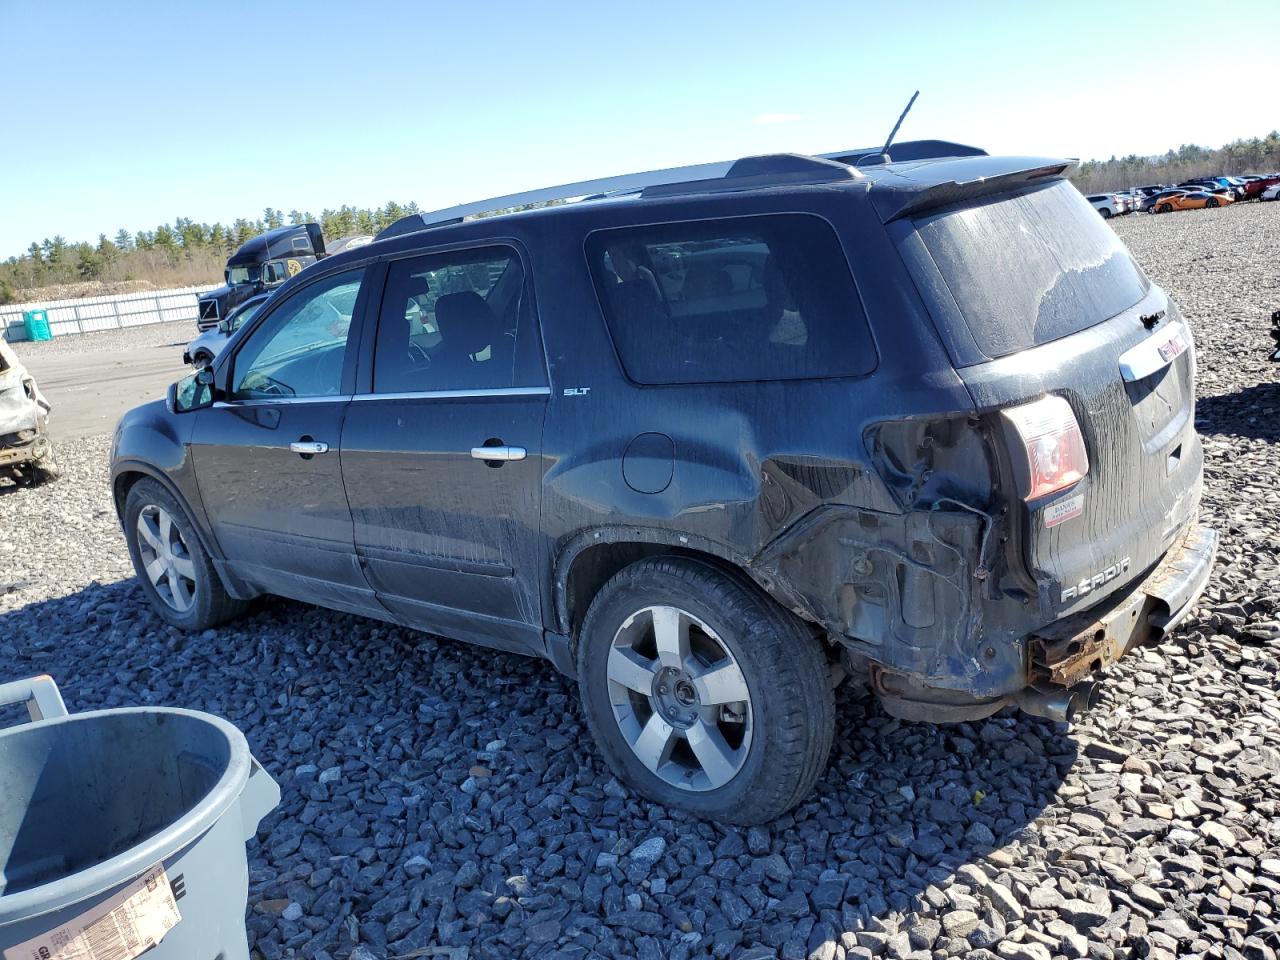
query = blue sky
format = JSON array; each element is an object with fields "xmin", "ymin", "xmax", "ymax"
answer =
[{"xmin": 1, "ymin": 0, "xmax": 1275, "ymax": 258}]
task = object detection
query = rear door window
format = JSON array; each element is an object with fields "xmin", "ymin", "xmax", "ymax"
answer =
[
  {"xmin": 587, "ymin": 214, "xmax": 875, "ymax": 384},
  {"xmin": 913, "ymin": 180, "xmax": 1150, "ymax": 360}
]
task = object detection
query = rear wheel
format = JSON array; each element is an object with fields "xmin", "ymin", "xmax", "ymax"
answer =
[
  {"xmin": 1100, "ymin": 208, "xmax": 1112, "ymax": 218},
  {"xmin": 124, "ymin": 478, "xmax": 247, "ymax": 629},
  {"xmin": 576, "ymin": 557, "xmax": 834, "ymax": 824}
]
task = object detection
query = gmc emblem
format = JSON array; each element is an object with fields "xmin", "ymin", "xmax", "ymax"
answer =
[{"xmin": 1061, "ymin": 557, "xmax": 1131, "ymax": 602}]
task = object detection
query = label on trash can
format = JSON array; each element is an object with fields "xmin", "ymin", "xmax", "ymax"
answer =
[{"xmin": 4, "ymin": 863, "xmax": 181, "ymax": 960}]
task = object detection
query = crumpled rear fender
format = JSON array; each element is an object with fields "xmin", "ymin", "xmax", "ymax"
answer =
[{"xmin": 753, "ymin": 500, "xmax": 1019, "ymax": 693}]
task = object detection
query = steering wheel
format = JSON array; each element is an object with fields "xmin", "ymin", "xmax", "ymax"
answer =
[
  {"xmin": 407, "ymin": 341, "xmax": 432, "ymax": 366},
  {"xmin": 246, "ymin": 374, "xmax": 295, "ymax": 398}
]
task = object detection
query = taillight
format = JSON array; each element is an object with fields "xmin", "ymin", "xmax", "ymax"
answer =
[{"xmin": 1001, "ymin": 395, "xmax": 1089, "ymax": 500}]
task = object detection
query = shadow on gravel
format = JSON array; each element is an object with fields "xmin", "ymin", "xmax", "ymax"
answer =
[
  {"xmin": 1197, "ymin": 380, "xmax": 1280, "ymax": 441},
  {"xmin": 1, "ymin": 577, "xmax": 1075, "ymax": 958}
]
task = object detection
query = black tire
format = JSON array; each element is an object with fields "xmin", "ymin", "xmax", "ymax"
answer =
[
  {"xmin": 1100, "ymin": 208, "xmax": 1112, "ymax": 218},
  {"xmin": 576, "ymin": 556, "xmax": 834, "ymax": 824},
  {"xmin": 123, "ymin": 477, "xmax": 247, "ymax": 630},
  {"xmin": 1206, "ymin": 197, "xmax": 1219, "ymax": 208},
  {"xmin": 1157, "ymin": 203, "xmax": 1172, "ymax": 214}
]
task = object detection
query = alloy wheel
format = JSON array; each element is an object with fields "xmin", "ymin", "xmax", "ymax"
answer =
[
  {"xmin": 136, "ymin": 504, "xmax": 198, "ymax": 612},
  {"xmin": 605, "ymin": 604, "xmax": 752, "ymax": 792}
]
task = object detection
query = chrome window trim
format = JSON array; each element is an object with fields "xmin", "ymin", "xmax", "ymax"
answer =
[
  {"xmin": 351, "ymin": 386, "xmax": 551, "ymax": 401},
  {"xmin": 210, "ymin": 386, "xmax": 551, "ymax": 408},
  {"xmin": 212, "ymin": 395, "xmax": 353, "ymax": 408}
]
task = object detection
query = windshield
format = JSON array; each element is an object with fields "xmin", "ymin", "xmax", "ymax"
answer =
[
  {"xmin": 228, "ymin": 264, "xmax": 261, "ymax": 286},
  {"xmin": 913, "ymin": 180, "xmax": 1150, "ymax": 360}
]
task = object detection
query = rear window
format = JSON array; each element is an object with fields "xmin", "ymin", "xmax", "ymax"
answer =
[
  {"xmin": 587, "ymin": 214, "xmax": 875, "ymax": 384},
  {"xmin": 914, "ymin": 180, "xmax": 1149, "ymax": 360}
]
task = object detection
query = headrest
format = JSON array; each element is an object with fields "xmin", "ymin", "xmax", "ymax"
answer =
[
  {"xmin": 434, "ymin": 291, "xmax": 498, "ymax": 356},
  {"xmin": 405, "ymin": 274, "xmax": 431, "ymax": 300},
  {"xmin": 682, "ymin": 263, "xmax": 733, "ymax": 300}
]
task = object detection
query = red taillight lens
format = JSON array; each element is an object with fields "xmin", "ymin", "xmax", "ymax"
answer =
[{"xmin": 1002, "ymin": 396, "xmax": 1089, "ymax": 500}]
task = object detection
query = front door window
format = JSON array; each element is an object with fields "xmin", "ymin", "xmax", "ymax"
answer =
[{"xmin": 231, "ymin": 269, "xmax": 363, "ymax": 399}]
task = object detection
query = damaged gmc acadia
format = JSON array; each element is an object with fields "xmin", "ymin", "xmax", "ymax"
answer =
[{"xmin": 111, "ymin": 140, "xmax": 1216, "ymax": 823}]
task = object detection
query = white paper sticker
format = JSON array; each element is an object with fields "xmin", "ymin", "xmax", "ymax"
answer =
[
  {"xmin": 1044, "ymin": 493, "xmax": 1084, "ymax": 529},
  {"xmin": 4, "ymin": 864, "xmax": 182, "ymax": 960}
]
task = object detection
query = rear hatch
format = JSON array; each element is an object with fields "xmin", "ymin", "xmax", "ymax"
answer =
[{"xmin": 902, "ymin": 178, "xmax": 1202, "ymax": 617}]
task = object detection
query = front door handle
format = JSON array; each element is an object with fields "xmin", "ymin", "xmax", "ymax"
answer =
[
  {"xmin": 290, "ymin": 439, "xmax": 330, "ymax": 456},
  {"xmin": 470, "ymin": 445, "xmax": 526, "ymax": 462}
]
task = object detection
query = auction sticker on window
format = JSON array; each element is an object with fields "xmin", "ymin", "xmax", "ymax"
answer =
[
  {"xmin": 4, "ymin": 864, "xmax": 181, "ymax": 960},
  {"xmin": 1044, "ymin": 493, "xmax": 1084, "ymax": 528}
]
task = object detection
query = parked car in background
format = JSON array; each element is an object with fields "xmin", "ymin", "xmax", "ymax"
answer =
[
  {"xmin": 1261, "ymin": 183, "xmax": 1280, "ymax": 202},
  {"xmin": 1182, "ymin": 177, "xmax": 1242, "ymax": 200},
  {"xmin": 112, "ymin": 140, "xmax": 1215, "ymax": 822},
  {"xmin": 1244, "ymin": 175, "xmax": 1280, "ymax": 200},
  {"xmin": 1116, "ymin": 191, "xmax": 1144, "ymax": 213},
  {"xmin": 184, "ymin": 293, "xmax": 272, "ymax": 366},
  {"xmin": 1088, "ymin": 193, "xmax": 1121, "ymax": 217},
  {"xmin": 0, "ymin": 339, "xmax": 56, "ymax": 485},
  {"xmin": 1152, "ymin": 189, "xmax": 1232, "ymax": 212}
]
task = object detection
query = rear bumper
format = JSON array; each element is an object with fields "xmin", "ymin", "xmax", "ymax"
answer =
[
  {"xmin": 873, "ymin": 523, "xmax": 1216, "ymax": 723},
  {"xmin": 1028, "ymin": 522, "xmax": 1217, "ymax": 687},
  {"xmin": 0, "ymin": 431, "xmax": 52, "ymax": 469}
]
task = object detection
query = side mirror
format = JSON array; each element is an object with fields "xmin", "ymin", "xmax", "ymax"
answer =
[
  {"xmin": 168, "ymin": 366, "xmax": 216, "ymax": 414},
  {"xmin": 217, "ymin": 318, "xmax": 232, "ymax": 334}
]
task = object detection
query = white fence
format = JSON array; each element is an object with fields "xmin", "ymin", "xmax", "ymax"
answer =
[{"xmin": 1, "ymin": 284, "xmax": 220, "ymax": 342}]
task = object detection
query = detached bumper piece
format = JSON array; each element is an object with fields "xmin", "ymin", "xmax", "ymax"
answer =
[{"xmin": 1029, "ymin": 523, "xmax": 1218, "ymax": 688}]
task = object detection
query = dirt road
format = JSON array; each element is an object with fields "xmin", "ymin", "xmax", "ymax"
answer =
[{"xmin": 22, "ymin": 335, "xmax": 188, "ymax": 439}]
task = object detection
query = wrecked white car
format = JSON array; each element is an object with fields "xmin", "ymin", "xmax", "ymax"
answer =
[{"xmin": 0, "ymin": 339, "xmax": 57, "ymax": 484}]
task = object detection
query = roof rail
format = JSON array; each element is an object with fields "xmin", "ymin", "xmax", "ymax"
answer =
[{"xmin": 376, "ymin": 140, "xmax": 987, "ymax": 240}]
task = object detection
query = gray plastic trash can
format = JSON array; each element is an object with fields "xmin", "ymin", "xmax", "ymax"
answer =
[{"xmin": 0, "ymin": 676, "xmax": 280, "ymax": 960}]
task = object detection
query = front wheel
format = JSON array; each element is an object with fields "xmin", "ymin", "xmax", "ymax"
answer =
[
  {"xmin": 576, "ymin": 557, "xmax": 834, "ymax": 824},
  {"xmin": 124, "ymin": 478, "xmax": 247, "ymax": 629},
  {"xmin": 1206, "ymin": 197, "xmax": 1220, "ymax": 208},
  {"xmin": 1157, "ymin": 203, "xmax": 1172, "ymax": 214}
]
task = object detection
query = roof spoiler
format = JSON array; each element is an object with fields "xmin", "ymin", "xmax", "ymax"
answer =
[{"xmin": 874, "ymin": 160, "xmax": 1077, "ymax": 222}]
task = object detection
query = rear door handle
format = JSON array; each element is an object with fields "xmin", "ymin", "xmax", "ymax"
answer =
[
  {"xmin": 471, "ymin": 445, "xmax": 526, "ymax": 462},
  {"xmin": 290, "ymin": 440, "xmax": 329, "ymax": 455}
]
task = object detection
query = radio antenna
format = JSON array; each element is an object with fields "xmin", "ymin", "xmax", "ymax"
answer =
[{"xmin": 879, "ymin": 90, "xmax": 919, "ymax": 162}]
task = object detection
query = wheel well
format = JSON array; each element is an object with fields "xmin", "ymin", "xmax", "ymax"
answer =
[
  {"xmin": 563, "ymin": 542, "xmax": 743, "ymax": 638},
  {"xmin": 112, "ymin": 470, "xmax": 146, "ymax": 519}
]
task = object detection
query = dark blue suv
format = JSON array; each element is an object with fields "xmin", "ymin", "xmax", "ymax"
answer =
[{"xmin": 111, "ymin": 142, "xmax": 1216, "ymax": 822}]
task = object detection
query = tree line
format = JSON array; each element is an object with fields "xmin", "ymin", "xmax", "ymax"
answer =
[
  {"xmin": 0, "ymin": 203, "xmax": 422, "ymax": 304},
  {"xmin": 1069, "ymin": 131, "xmax": 1280, "ymax": 194}
]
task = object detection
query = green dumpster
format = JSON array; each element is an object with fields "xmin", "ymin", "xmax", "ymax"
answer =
[{"xmin": 22, "ymin": 309, "xmax": 51, "ymax": 342}]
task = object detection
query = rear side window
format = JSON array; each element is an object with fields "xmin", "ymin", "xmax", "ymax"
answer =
[
  {"xmin": 587, "ymin": 214, "xmax": 875, "ymax": 384},
  {"xmin": 913, "ymin": 181, "xmax": 1149, "ymax": 360}
]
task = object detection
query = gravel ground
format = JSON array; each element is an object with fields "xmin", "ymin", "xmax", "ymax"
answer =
[
  {"xmin": 3, "ymin": 201, "xmax": 1280, "ymax": 960},
  {"xmin": 5, "ymin": 317, "xmax": 195, "ymax": 359}
]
